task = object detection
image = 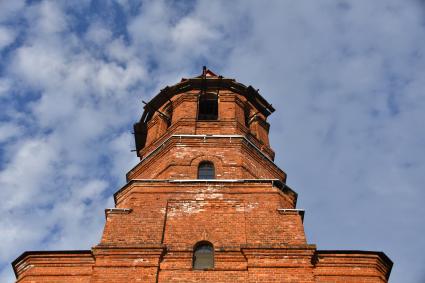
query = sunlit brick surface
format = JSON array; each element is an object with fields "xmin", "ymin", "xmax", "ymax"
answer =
[{"xmin": 13, "ymin": 70, "xmax": 392, "ymax": 282}]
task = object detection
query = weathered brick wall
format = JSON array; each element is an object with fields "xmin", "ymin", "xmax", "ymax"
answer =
[
  {"xmin": 141, "ymin": 91, "xmax": 275, "ymax": 161},
  {"xmin": 90, "ymin": 247, "xmax": 162, "ymax": 283},
  {"xmin": 159, "ymin": 270, "xmax": 249, "ymax": 283},
  {"xmin": 12, "ymin": 73, "xmax": 392, "ymax": 282},
  {"xmin": 127, "ymin": 136, "xmax": 285, "ymax": 181},
  {"xmin": 103, "ymin": 181, "xmax": 299, "ymax": 247},
  {"xmin": 13, "ymin": 252, "xmax": 93, "ymax": 283},
  {"xmin": 313, "ymin": 251, "xmax": 391, "ymax": 283}
]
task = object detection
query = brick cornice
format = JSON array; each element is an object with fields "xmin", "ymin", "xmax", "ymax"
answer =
[
  {"xmin": 130, "ymin": 135, "xmax": 281, "ymax": 181},
  {"xmin": 241, "ymin": 244, "xmax": 317, "ymax": 268},
  {"xmin": 12, "ymin": 250, "xmax": 94, "ymax": 279},
  {"xmin": 139, "ymin": 119, "xmax": 275, "ymax": 159},
  {"xmin": 114, "ymin": 179, "xmax": 297, "ymax": 205},
  {"xmin": 313, "ymin": 250, "xmax": 393, "ymax": 281}
]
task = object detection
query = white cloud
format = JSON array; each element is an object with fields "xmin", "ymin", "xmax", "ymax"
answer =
[
  {"xmin": 0, "ymin": 79, "xmax": 11, "ymax": 96},
  {"xmin": 94, "ymin": 60, "xmax": 146, "ymax": 94},
  {"xmin": 0, "ymin": 123, "xmax": 22, "ymax": 143},
  {"xmin": 85, "ymin": 21, "xmax": 113, "ymax": 45},
  {"xmin": 12, "ymin": 44, "xmax": 66, "ymax": 89},
  {"xmin": 0, "ymin": 138, "xmax": 57, "ymax": 210},
  {"xmin": 33, "ymin": 1, "xmax": 68, "ymax": 35},
  {"xmin": 0, "ymin": 26, "xmax": 16, "ymax": 49},
  {"xmin": 106, "ymin": 37, "xmax": 134, "ymax": 63},
  {"xmin": 171, "ymin": 17, "xmax": 219, "ymax": 48},
  {"xmin": 0, "ymin": 0, "xmax": 25, "ymax": 23}
]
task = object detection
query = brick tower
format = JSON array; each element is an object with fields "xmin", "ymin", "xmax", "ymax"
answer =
[{"xmin": 13, "ymin": 68, "xmax": 392, "ymax": 282}]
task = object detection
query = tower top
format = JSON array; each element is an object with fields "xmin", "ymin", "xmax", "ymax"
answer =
[
  {"xmin": 196, "ymin": 65, "xmax": 218, "ymax": 78},
  {"xmin": 133, "ymin": 67, "xmax": 277, "ymax": 160},
  {"xmin": 140, "ymin": 66, "xmax": 275, "ymax": 125}
]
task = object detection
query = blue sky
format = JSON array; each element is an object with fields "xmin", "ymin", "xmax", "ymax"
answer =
[{"xmin": 0, "ymin": 1, "xmax": 424, "ymax": 282}]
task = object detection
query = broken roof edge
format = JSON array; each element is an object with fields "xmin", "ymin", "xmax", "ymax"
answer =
[{"xmin": 139, "ymin": 67, "xmax": 275, "ymax": 124}]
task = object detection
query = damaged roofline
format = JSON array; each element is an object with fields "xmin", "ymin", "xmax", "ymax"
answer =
[{"xmin": 139, "ymin": 74, "xmax": 275, "ymax": 125}]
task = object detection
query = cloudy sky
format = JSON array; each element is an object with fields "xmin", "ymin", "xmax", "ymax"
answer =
[{"xmin": 0, "ymin": 0, "xmax": 424, "ymax": 282}]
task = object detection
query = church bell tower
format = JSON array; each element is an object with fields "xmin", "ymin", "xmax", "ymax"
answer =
[{"xmin": 13, "ymin": 67, "xmax": 392, "ymax": 282}]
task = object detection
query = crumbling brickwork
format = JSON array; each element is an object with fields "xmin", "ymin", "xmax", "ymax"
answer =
[{"xmin": 13, "ymin": 68, "xmax": 392, "ymax": 282}]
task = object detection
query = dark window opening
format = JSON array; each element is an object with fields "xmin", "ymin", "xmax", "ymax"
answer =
[
  {"xmin": 198, "ymin": 161, "xmax": 215, "ymax": 179},
  {"xmin": 198, "ymin": 93, "xmax": 218, "ymax": 120},
  {"xmin": 193, "ymin": 242, "xmax": 214, "ymax": 270},
  {"xmin": 244, "ymin": 105, "xmax": 251, "ymax": 127},
  {"xmin": 165, "ymin": 104, "xmax": 172, "ymax": 128}
]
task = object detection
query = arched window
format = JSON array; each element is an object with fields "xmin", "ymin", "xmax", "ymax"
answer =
[
  {"xmin": 198, "ymin": 93, "xmax": 218, "ymax": 120},
  {"xmin": 193, "ymin": 241, "xmax": 214, "ymax": 270},
  {"xmin": 198, "ymin": 161, "xmax": 215, "ymax": 179}
]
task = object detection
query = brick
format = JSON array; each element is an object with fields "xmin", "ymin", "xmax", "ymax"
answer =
[{"xmin": 12, "ymin": 69, "xmax": 392, "ymax": 282}]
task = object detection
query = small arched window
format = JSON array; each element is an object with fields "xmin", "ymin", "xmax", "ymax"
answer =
[
  {"xmin": 198, "ymin": 161, "xmax": 215, "ymax": 179},
  {"xmin": 198, "ymin": 93, "xmax": 218, "ymax": 120},
  {"xmin": 193, "ymin": 241, "xmax": 214, "ymax": 270}
]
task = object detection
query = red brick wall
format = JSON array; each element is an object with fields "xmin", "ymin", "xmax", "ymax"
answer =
[
  {"xmin": 13, "ymin": 76, "xmax": 392, "ymax": 282},
  {"xmin": 141, "ymin": 91, "xmax": 275, "ymax": 161},
  {"xmin": 13, "ymin": 252, "xmax": 93, "ymax": 283},
  {"xmin": 127, "ymin": 136, "xmax": 284, "ymax": 181}
]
